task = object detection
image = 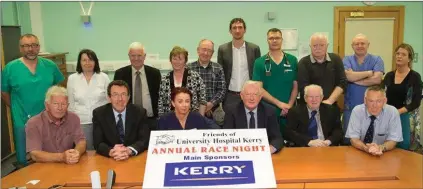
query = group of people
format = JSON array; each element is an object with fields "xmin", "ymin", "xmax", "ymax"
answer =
[{"xmin": 2, "ymin": 17, "xmax": 422, "ymax": 166}]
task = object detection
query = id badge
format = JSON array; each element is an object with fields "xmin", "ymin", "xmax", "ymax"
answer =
[{"xmin": 266, "ymin": 71, "xmax": 271, "ymax": 76}]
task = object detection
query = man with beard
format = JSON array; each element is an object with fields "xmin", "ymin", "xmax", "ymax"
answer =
[
  {"xmin": 217, "ymin": 18, "xmax": 261, "ymax": 112},
  {"xmin": 1, "ymin": 34, "xmax": 64, "ymax": 166}
]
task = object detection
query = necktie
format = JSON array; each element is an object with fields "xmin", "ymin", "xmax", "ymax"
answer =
[
  {"xmin": 308, "ymin": 110, "xmax": 318, "ymax": 139},
  {"xmin": 364, "ymin": 115, "xmax": 377, "ymax": 144},
  {"xmin": 117, "ymin": 113, "xmax": 125, "ymax": 143},
  {"xmin": 134, "ymin": 71, "xmax": 143, "ymax": 106},
  {"xmin": 249, "ymin": 111, "xmax": 255, "ymax": 129}
]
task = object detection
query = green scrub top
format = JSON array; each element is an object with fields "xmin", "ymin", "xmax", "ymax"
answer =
[
  {"xmin": 1, "ymin": 57, "xmax": 65, "ymax": 128},
  {"xmin": 252, "ymin": 52, "xmax": 298, "ymax": 115}
]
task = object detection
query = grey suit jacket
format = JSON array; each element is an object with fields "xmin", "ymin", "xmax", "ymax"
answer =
[
  {"xmin": 223, "ymin": 102, "xmax": 284, "ymax": 152},
  {"xmin": 217, "ymin": 41, "xmax": 261, "ymax": 89}
]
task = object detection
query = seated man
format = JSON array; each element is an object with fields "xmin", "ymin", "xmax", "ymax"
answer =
[
  {"xmin": 223, "ymin": 80, "xmax": 284, "ymax": 153},
  {"xmin": 346, "ymin": 85, "xmax": 403, "ymax": 156},
  {"xmin": 25, "ymin": 86, "xmax": 86, "ymax": 164},
  {"xmin": 93, "ymin": 80, "xmax": 150, "ymax": 161},
  {"xmin": 284, "ymin": 84, "xmax": 342, "ymax": 147}
]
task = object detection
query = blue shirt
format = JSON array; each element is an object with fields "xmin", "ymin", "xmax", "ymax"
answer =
[
  {"xmin": 345, "ymin": 104, "xmax": 403, "ymax": 144},
  {"xmin": 343, "ymin": 54, "xmax": 384, "ymax": 110},
  {"xmin": 113, "ymin": 108, "xmax": 127, "ymax": 132},
  {"xmin": 244, "ymin": 107, "xmax": 258, "ymax": 129}
]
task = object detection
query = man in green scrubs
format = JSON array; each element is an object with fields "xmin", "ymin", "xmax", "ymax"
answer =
[
  {"xmin": 252, "ymin": 28, "xmax": 298, "ymax": 136},
  {"xmin": 1, "ymin": 34, "xmax": 64, "ymax": 166}
]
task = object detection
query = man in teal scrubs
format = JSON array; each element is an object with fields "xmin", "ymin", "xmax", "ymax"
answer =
[
  {"xmin": 252, "ymin": 28, "xmax": 298, "ymax": 136},
  {"xmin": 1, "ymin": 34, "xmax": 64, "ymax": 166}
]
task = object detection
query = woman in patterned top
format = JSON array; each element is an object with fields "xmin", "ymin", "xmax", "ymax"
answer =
[{"xmin": 158, "ymin": 46, "xmax": 207, "ymax": 117}]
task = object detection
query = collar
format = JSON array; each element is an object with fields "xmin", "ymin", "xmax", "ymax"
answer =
[
  {"xmin": 244, "ymin": 106, "xmax": 258, "ymax": 115},
  {"xmin": 306, "ymin": 106, "xmax": 320, "ymax": 114},
  {"xmin": 310, "ymin": 53, "xmax": 331, "ymax": 63},
  {"xmin": 232, "ymin": 41, "xmax": 246, "ymax": 49},
  {"xmin": 113, "ymin": 107, "xmax": 127, "ymax": 120},
  {"xmin": 365, "ymin": 104, "xmax": 386, "ymax": 120},
  {"xmin": 131, "ymin": 65, "xmax": 145, "ymax": 76},
  {"xmin": 194, "ymin": 60, "xmax": 211, "ymax": 68},
  {"xmin": 43, "ymin": 110, "xmax": 67, "ymax": 127}
]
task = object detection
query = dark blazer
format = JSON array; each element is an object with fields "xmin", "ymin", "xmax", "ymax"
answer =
[
  {"xmin": 223, "ymin": 102, "xmax": 284, "ymax": 152},
  {"xmin": 284, "ymin": 103, "xmax": 342, "ymax": 147},
  {"xmin": 93, "ymin": 103, "xmax": 150, "ymax": 157},
  {"xmin": 113, "ymin": 65, "xmax": 162, "ymax": 117},
  {"xmin": 217, "ymin": 41, "xmax": 261, "ymax": 89},
  {"xmin": 158, "ymin": 112, "xmax": 210, "ymax": 130}
]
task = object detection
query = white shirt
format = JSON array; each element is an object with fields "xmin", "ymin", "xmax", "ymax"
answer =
[
  {"xmin": 229, "ymin": 42, "xmax": 249, "ymax": 92},
  {"xmin": 307, "ymin": 107, "xmax": 325, "ymax": 140},
  {"xmin": 67, "ymin": 72, "xmax": 110, "ymax": 124},
  {"xmin": 131, "ymin": 66, "xmax": 154, "ymax": 117},
  {"xmin": 244, "ymin": 107, "xmax": 258, "ymax": 129},
  {"xmin": 112, "ymin": 108, "xmax": 138, "ymax": 155}
]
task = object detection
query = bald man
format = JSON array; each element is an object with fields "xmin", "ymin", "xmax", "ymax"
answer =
[
  {"xmin": 297, "ymin": 33, "xmax": 347, "ymax": 108},
  {"xmin": 342, "ymin": 34, "xmax": 384, "ymax": 145}
]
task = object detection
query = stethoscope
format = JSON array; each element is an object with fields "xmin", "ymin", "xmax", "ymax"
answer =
[{"xmin": 264, "ymin": 51, "xmax": 290, "ymax": 75}]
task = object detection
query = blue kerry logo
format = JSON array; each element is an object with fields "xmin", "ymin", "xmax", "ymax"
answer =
[{"xmin": 163, "ymin": 161, "xmax": 255, "ymax": 187}]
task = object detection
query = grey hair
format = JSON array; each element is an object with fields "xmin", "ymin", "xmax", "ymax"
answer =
[
  {"xmin": 304, "ymin": 84, "xmax": 323, "ymax": 98},
  {"xmin": 128, "ymin": 42, "xmax": 145, "ymax": 51},
  {"xmin": 45, "ymin": 85, "xmax": 68, "ymax": 102},
  {"xmin": 309, "ymin": 32, "xmax": 329, "ymax": 45},
  {"xmin": 241, "ymin": 80, "xmax": 262, "ymax": 93},
  {"xmin": 198, "ymin": 39, "xmax": 214, "ymax": 48},
  {"xmin": 364, "ymin": 85, "xmax": 386, "ymax": 98}
]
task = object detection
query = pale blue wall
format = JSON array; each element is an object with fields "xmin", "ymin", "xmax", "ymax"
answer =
[
  {"xmin": 1, "ymin": 2, "xmax": 32, "ymax": 34},
  {"xmin": 34, "ymin": 2, "xmax": 423, "ymax": 75}
]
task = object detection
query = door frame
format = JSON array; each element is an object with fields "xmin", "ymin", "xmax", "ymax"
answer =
[
  {"xmin": 333, "ymin": 6, "xmax": 405, "ymax": 111},
  {"xmin": 333, "ymin": 5, "xmax": 405, "ymax": 65}
]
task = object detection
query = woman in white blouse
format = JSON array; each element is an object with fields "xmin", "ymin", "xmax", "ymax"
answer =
[{"xmin": 67, "ymin": 49, "xmax": 110, "ymax": 150}]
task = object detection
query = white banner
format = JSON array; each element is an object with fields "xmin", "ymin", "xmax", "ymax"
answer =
[{"xmin": 143, "ymin": 129, "xmax": 276, "ymax": 188}]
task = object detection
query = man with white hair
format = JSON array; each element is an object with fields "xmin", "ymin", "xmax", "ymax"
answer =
[
  {"xmin": 114, "ymin": 42, "xmax": 162, "ymax": 130},
  {"xmin": 284, "ymin": 84, "xmax": 342, "ymax": 147},
  {"xmin": 346, "ymin": 85, "xmax": 402, "ymax": 156},
  {"xmin": 342, "ymin": 34, "xmax": 384, "ymax": 145},
  {"xmin": 25, "ymin": 86, "xmax": 86, "ymax": 164},
  {"xmin": 223, "ymin": 80, "xmax": 284, "ymax": 153},
  {"xmin": 297, "ymin": 33, "xmax": 347, "ymax": 108}
]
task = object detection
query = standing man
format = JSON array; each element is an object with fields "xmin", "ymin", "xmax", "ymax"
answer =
[
  {"xmin": 343, "ymin": 34, "xmax": 384, "ymax": 145},
  {"xmin": 297, "ymin": 33, "xmax": 347, "ymax": 108},
  {"xmin": 218, "ymin": 18, "xmax": 261, "ymax": 111},
  {"xmin": 188, "ymin": 39, "xmax": 226, "ymax": 125},
  {"xmin": 114, "ymin": 42, "xmax": 162, "ymax": 131},
  {"xmin": 252, "ymin": 28, "xmax": 298, "ymax": 135},
  {"xmin": 1, "ymin": 34, "xmax": 65, "ymax": 166}
]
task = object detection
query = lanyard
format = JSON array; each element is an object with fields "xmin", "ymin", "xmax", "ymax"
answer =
[{"xmin": 265, "ymin": 51, "xmax": 290, "ymax": 73}]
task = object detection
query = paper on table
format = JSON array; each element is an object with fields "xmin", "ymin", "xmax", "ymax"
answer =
[
  {"xmin": 90, "ymin": 171, "xmax": 101, "ymax": 189},
  {"xmin": 26, "ymin": 180, "xmax": 40, "ymax": 185}
]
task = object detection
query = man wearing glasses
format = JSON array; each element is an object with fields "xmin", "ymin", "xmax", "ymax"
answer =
[
  {"xmin": 297, "ymin": 33, "xmax": 347, "ymax": 109},
  {"xmin": 188, "ymin": 39, "xmax": 226, "ymax": 126},
  {"xmin": 25, "ymin": 86, "xmax": 86, "ymax": 164},
  {"xmin": 1, "ymin": 34, "xmax": 64, "ymax": 166},
  {"xmin": 92, "ymin": 80, "xmax": 150, "ymax": 160},
  {"xmin": 346, "ymin": 85, "xmax": 402, "ymax": 156},
  {"xmin": 114, "ymin": 42, "xmax": 162, "ymax": 131}
]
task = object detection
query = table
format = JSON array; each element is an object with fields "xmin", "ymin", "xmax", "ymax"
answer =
[{"xmin": 2, "ymin": 146, "xmax": 422, "ymax": 188}]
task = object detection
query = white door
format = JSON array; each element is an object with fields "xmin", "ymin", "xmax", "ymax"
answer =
[{"xmin": 344, "ymin": 18, "xmax": 395, "ymax": 72}]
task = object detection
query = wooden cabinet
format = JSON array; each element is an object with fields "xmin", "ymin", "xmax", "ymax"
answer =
[{"xmin": 39, "ymin": 52, "xmax": 69, "ymax": 87}]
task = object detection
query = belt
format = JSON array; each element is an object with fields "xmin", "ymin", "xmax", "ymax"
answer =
[{"xmin": 228, "ymin": 90, "xmax": 241, "ymax": 95}]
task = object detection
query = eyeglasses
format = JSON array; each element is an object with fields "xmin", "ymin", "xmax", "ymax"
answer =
[
  {"xmin": 20, "ymin": 43, "xmax": 40, "ymax": 49},
  {"xmin": 52, "ymin": 102, "xmax": 68, "ymax": 108},
  {"xmin": 111, "ymin": 93, "xmax": 129, "ymax": 99}
]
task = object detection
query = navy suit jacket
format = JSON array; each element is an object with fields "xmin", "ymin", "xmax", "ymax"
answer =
[
  {"xmin": 222, "ymin": 102, "xmax": 284, "ymax": 152},
  {"xmin": 158, "ymin": 112, "xmax": 210, "ymax": 130}
]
